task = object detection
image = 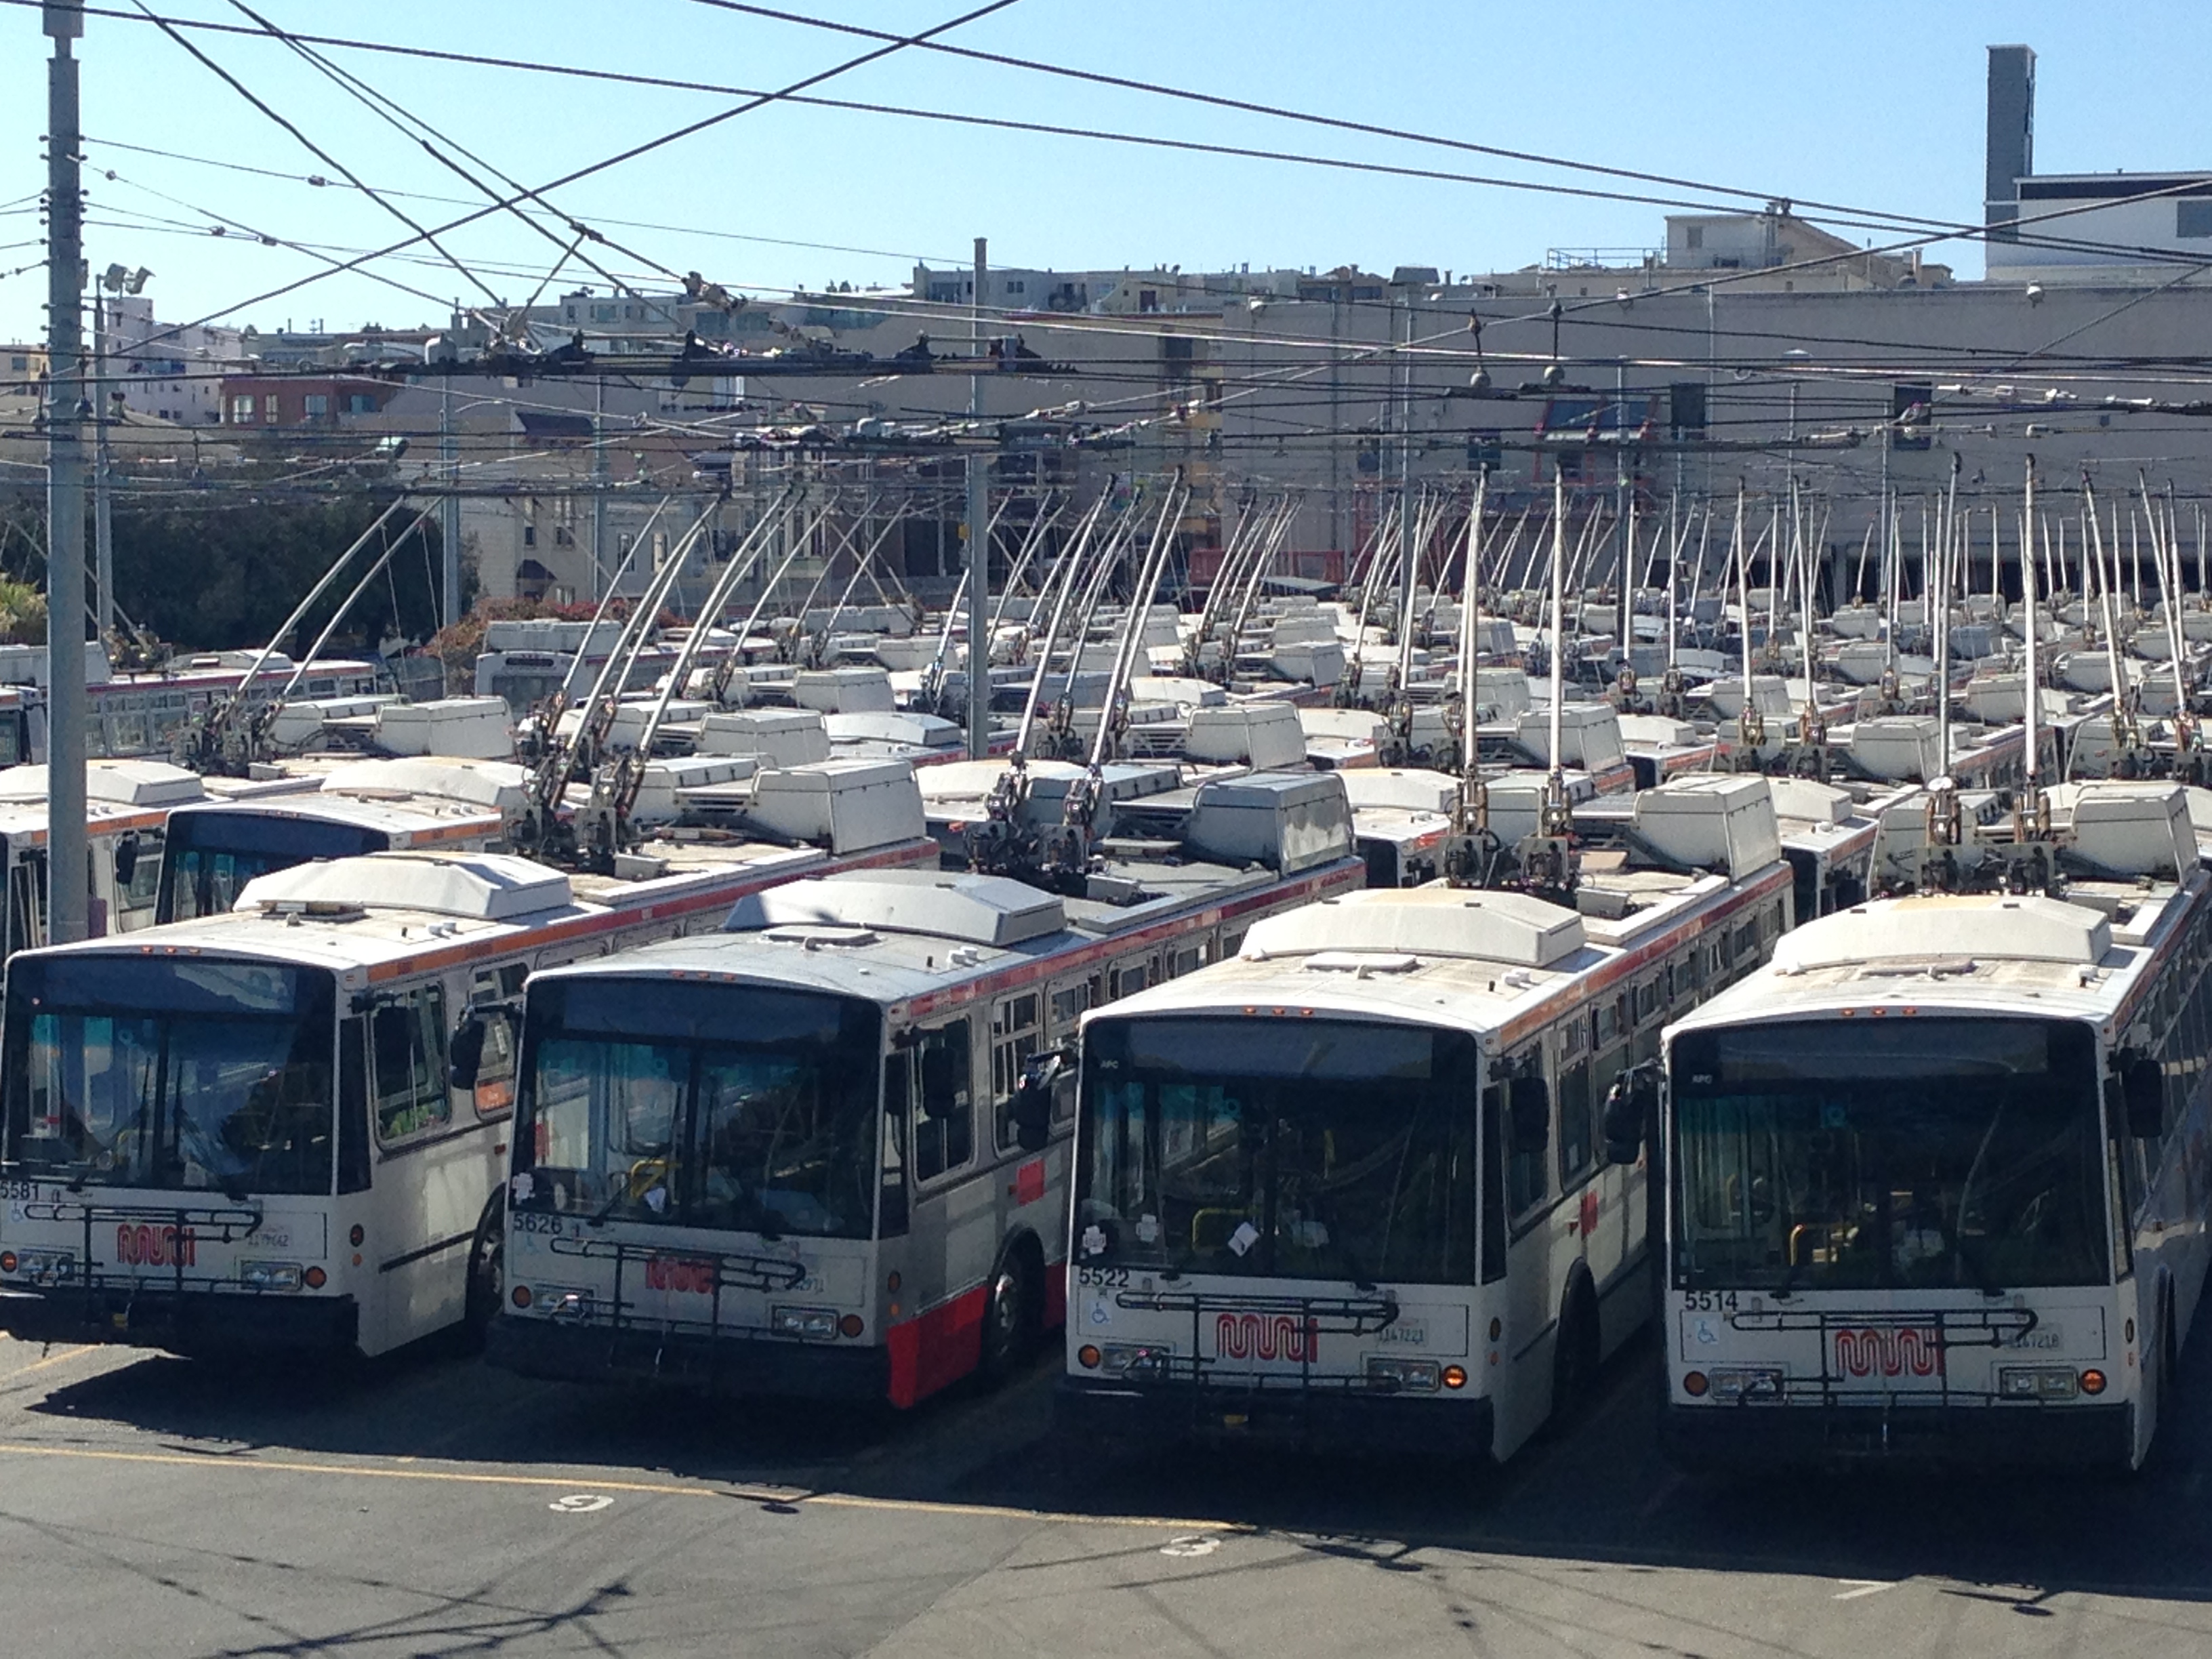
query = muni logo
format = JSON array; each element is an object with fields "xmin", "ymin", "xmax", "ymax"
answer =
[
  {"xmin": 644, "ymin": 1256, "xmax": 716, "ymax": 1295},
  {"xmin": 1832, "ymin": 1326, "xmax": 1942, "ymax": 1379},
  {"xmin": 114, "ymin": 1223, "xmax": 195, "ymax": 1269},
  {"xmin": 1214, "ymin": 1311, "xmax": 1319, "ymax": 1363}
]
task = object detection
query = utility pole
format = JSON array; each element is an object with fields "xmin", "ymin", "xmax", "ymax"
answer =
[
  {"xmin": 590, "ymin": 373, "xmax": 607, "ymax": 600},
  {"xmin": 439, "ymin": 314, "xmax": 459, "ymax": 632},
  {"xmin": 965, "ymin": 235, "xmax": 987, "ymax": 760},
  {"xmin": 91, "ymin": 280, "xmax": 112, "ymax": 642},
  {"xmin": 43, "ymin": 0, "xmax": 89, "ymax": 945}
]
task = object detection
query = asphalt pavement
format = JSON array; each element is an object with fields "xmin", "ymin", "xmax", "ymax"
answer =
[{"xmin": 1, "ymin": 1317, "xmax": 2209, "ymax": 1657}]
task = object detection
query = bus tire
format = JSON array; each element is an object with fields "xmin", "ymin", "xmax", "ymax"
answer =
[
  {"xmin": 1549, "ymin": 1272, "xmax": 1600, "ymax": 1434},
  {"xmin": 979, "ymin": 1237, "xmax": 1042, "ymax": 1385},
  {"xmin": 462, "ymin": 1192, "xmax": 506, "ymax": 1349}
]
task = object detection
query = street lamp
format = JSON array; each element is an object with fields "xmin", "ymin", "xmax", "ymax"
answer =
[{"xmin": 91, "ymin": 262, "xmax": 151, "ymax": 641}]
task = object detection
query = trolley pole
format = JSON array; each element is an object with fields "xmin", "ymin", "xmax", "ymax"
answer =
[
  {"xmin": 43, "ymin": 0, "xmax": 89, "ymax": 945},
  {"xmin": 965, "ymin": 235, "xmax": 988, "ymax": 760},
  {"xmin": 92, "ymin": 282, "xmax": 112, "ymax": 642},
  {"xmin": 439, "ymin": 361, "xmax": 460, "ymax": 631}
]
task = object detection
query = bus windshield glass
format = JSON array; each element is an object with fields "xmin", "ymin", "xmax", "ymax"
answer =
[
  {"xmin": 1076, "ymin": 1017, "xmax": 1479, "ymax": 1286},
  {"xmin": 1672, "ymin": 1017, "xmax": 2108, "ymax": 1293},
  {"xmin": 158, "ymin": 811, "xmax": 389, "ymax": 923},
  {"xmin": 514, "ymin": 978, "xmax": 881, "ymax": 1240},
  {"xmin": 1, "ymin": 955, "xmax": 338, "ymax": 1196}
]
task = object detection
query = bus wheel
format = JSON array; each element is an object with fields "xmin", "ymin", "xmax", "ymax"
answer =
[
  {"xmin": 1549, "ymin": 1276, "xmax": 1600, "ymax": 1433},
  {"xmin": 462, "ymin": 1198, "xmax": 506, "ymax": 1349},
  {"xmin": 980, "ymin": 1243, "xmax": 1041, "ymax": 1384}
]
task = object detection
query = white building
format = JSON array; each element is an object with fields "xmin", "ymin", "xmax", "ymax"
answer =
[{"xmin": 100, "ymin": 295, "xmax": 250, "ymax": 426}]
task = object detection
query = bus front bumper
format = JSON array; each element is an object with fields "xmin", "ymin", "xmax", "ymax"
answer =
[
  {"xmin": 0, "ymin": 1284, "xmax": 359, "ymax": 1354},
  {"xmin": 1658, "ymin": 1400, "xmax": 2134, "ymax": 1468},
  {"xmin": 1055, "ymin": 1373, "xmax": 1496, "ymax": 1459},
  {"xmin": 486, "ymin": 1313, "xmax": 891, "ymax": 1401}
]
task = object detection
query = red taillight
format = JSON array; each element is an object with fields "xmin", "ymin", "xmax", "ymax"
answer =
[
  {"xmin": 1077, "ymin": 1344, "xmax": 1101, "ymax": 1369},
  {"xmin": 2081, "ymin": 1368, "xmax": 2108, "ymax": 1395},
  {"xmin": 511, "ymin": 1285, "xmax": 533, "ymax": 1309},
  {"xmin": 0, "ymin": 1252, "xmax": 16, "ymax": 1273},
  {"xmin": 1441, "ymin": 1365, "xmax": 1468, "ymax": 1391},
  {"xmin": 838, "ymin": 1313, "xmax": 864, "ymax": 1339},
  {"xmin": 1683, "ymin": 1370, "xmax": 1711, "ymax": 1397},
  {"xmin": 302, "ymin": 1266, "xmax": 327, "ymax": 1290}
]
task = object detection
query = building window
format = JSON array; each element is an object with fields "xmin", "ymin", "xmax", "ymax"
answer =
[
  {"xmin": 347, "ymin": 393, "xmax": 376, "ymax": 415},
  {"xmin": 230, "ymin": 394, "xmax": 254, "ymax": 423},
  {"xmin": 1686, "ymin": 224, "xmax": 1704, "ymax": 250},
  {"xmin": 522, "ymin": 525, "xmax": 536, "ymax": 548},
  {"xmin": 263, "ymin": 393, "xmax": 279, "ymax": 423},
  {"xmin": 2179, "ymin": 200, "xmax": 2212, "ymax": 239},
  {"xmin": 302, "ymin": 394, "xmax": 329, "ymax": 418}
]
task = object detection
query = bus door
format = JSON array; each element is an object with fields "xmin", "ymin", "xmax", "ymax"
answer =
[
  {"xmin": 364, "ymin": 973, "xmax": 465, "ymax": 1349},
  {"xmin": 5, "ymin": 842, "xmax": 44, "ymax": 958},
  {"xmin": 883, "ymin": 1015, "xmax": 989, "ymax": 1394},
  {"xmin": 1486, "ymin": 1036, "xmax": 1559, "ymax": 1454}
]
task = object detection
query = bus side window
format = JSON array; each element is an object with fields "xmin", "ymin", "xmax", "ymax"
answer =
[
  {"xmin": 879, "ymin": 1050, "xmax": 910, "ymax": 1238},
  {"xmin": 7, "ymin": 853, "xmax": 43, "ymax": 957},
  {"xmin": 1558, "ymin": 1056, "xmax": 1593, "ymax": 1187},
  {"xmin": 468, "ymin": 968, "xmax": 523, "ymax": 1116},
  {"xmin": 991, "ymin": 993, "xmax": 1042, "ymax": 1153},
  {"xmin": 912, "ymin": 1019, "xmax": 972, "ymax": 1182},
  {"xmin": 371, "ymin": 987, "xmax": 449, "ymax": 1145},
  {"xmin": 337, "ymin": 1015, "xmax": 371, "ymax": 1194},
  {"xmin": 1504, "ymin": 1063, "xmax": 1551, "ymax": 1224}
]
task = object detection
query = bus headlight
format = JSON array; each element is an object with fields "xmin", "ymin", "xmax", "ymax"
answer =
[
  {"xmin": 1364, "ymin": 1356, "xmax": 1442, "ymax": 1393},
  {"xmin": 1999, "ymin": 1365, "xmax": 2078, "ymax": 1401},
  {"xmin": 238, "ymin": 1261, "xmax": 303, "ymax": 1292},
  {"xmin": 772, "ymin": 1305, "xmax": 839, "ymax": 1342},
  {"xmin": 1094, "ymin": 1342, "xmax": 1174, "ymax": 1377},
  {"xmin": 1706, "ymin": 1366, "xmax": 1785, "ymax": 1402}
]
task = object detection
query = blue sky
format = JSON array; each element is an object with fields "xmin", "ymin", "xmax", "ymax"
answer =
[{"xmin": 2, "ymin": 1, "xmax": 2207, "ymax": 343}]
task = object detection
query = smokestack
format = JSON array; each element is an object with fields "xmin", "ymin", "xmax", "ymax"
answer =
[{"xmin": 1986, "ymin": 44, "xmax": 2036, "ymax": 241}]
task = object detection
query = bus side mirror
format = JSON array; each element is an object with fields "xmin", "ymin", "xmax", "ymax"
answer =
[
  {"xmin": 1509, "ymin": 1080, "xmax": 1551, "ymax": 1155},
  {"xmin": 2123, "ymin": 1057, "xmax": 2165, "ymax": 1138},
  {"xmin": 447, "ymin": 1015, "xmax": 490, "ymax": 1090},
  {"xmin": 1603, "ymin": 1065, "xmax": 1658, "ymax": 1165},
  {"xmin": 1011, "ymin": 1048, "xmax": 1073, "ymax": 1153},
  {"xmin": 919, "ymin": 1046, "xmax": 962, "ymax": 1121}
]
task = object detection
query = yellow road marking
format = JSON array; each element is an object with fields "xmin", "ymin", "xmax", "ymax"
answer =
[
  {"xmin": 0, "ymin": 1441, "xmax": 1229, "ymax": 1532},
  {"xmin": 0, "ymin": 1346, "xmax": 96, "ymax": 1383}
]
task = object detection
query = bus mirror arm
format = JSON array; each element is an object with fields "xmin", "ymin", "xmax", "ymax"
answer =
[
  {"xmin": 1011, "ymin": 1048, "xmax": 1074, "ymax": 1153},
  {"xmin": 1602, "ymin": 1063, "xmax": 1659, "ymax": 1166}
]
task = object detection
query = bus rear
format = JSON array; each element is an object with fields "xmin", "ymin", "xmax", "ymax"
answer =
[
  {"xmin": 493, "ymin": 970, "xmax": 899, "ymax": 1397},
  {"xmin": 1061, "ymin": 1010, "xmax": 1498, "ymax": 1457},
  {"xmin": 1664, "ymin": 1009, "xmax": 2133, "ymax": 1466},
  {"xmin": 0, "ymin": 951, "xmax": 360, "ymax": 1351}
]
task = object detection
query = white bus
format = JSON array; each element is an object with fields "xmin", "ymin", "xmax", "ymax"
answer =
[
  {"xmin": 1057, "ymin": 774, "xmax": 1794, "ymax": 1462},
  {"xmin": 1658, "ymin": 780, "xmax": 2211, "ymax": 1469},
  {"xmin": 489, "ymin": 771, "xmax": 1366, "ymax": 1408},
  {"xmin": 0, "ymin": 771, "xmax": 939, "ymax": 1358},
  {"xmin": 0, "ymin": 760, "xmax": 209, "ymax": 952}
]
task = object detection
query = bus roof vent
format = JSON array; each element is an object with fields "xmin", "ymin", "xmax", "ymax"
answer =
[
  {"xmin": 1183, "ymin": 702, "xmax": 1307, "ymax": 769},
  {"xmin": 1771, "ymin": 895, "xmax": 2110, "ymax": 972},
  {"xmin": 1633, "ymin": 774, "xmax": 1782, "ymax": 878},
  {"xmin": 1184, "ymin": 772, "xmax": 1352, "ymax": 874},
  {"xmin": 319, "ymin": 756, "xmax": 530, "ymax": 813},
  {"xmin": 2047, "ymin": 781, "xmax": 2194, "ymax": 881},
  {"xmin": 237, "ymin": 851, "xmax": 572, "ymax": 922},
  {"xmin": 728, "ymin": 870, "xmax": 1063, "ymax": 947},
  {"xmin": 0, "ymin": 760, "xmax": 207, "ymax": 809},
  {"xmin": 1244, "ymin": 886, "xmax": 1584, "ymax": 969}
]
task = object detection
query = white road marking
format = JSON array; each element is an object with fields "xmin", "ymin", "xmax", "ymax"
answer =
[
  {"xmin": 1833, "ymin": 1580, "xmax": 1893, "ymax": 1601},
  {"xmin": 1160, "ymin": 1534, "xmax": 1221, "ymax": 1558},
  {"xmin": 548, "ymin": 1494, "xmax": 614, "ymax": 1514}
]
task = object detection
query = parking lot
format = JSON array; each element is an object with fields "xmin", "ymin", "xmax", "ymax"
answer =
[{"xmin": 3, "ymin": 1319, "xmax": 2211, "ymax": 1658}]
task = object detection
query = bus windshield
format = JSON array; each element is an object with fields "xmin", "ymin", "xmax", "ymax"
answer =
[
  {"xmin": 158, "ymin": 811, "xmax": 389, "ymax": 923},
  {"xmin": 2, "ymin": 955, "xmax": 338, "ymax": 1197},
  {"xmin": 513, "ymin": 977, "xmax": 880, "ymax": 1240},
  {"xmin": 1076, "ymin": 1017, "xmax": 1479, "ymax": 1286},
  {"xmin": 1672, "ymin": 1017, "xmax": 2110, "ymax": 1294}
]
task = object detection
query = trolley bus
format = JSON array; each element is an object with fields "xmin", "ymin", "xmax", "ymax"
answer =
[
  {"xmin": 0, "ymin": 760, "xmax": 209, "ymax": 952},
  {"xmin": 1658, "ymin": 780, "xmax": 2211, "ymax": 1469},
  {"xmin": 1056, "ymin": 773, "xmax": 1795, "ymax": 1462},
  {"xmin": 488, "ymin": 770, "xmax": 1366, "ymax": 1407},
  {"xmin": 0, "ymin": 764, "xmax": 937, "ymax": 1358}
]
